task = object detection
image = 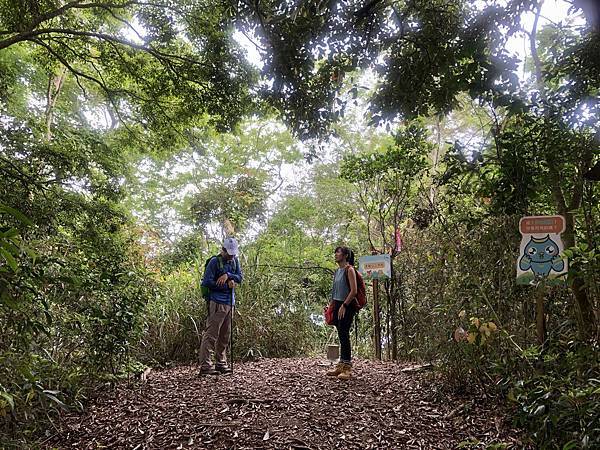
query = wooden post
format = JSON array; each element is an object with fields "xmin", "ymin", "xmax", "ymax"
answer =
[
  {"xmin": 373, "ymin": 279, "xmax": 382, "ymax": 360},
  {"xmin": 535, "ymin": 286, "xmax": 546, "ymax": 347}
]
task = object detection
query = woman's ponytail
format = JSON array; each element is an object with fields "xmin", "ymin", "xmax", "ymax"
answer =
[
  {"xmin": 347, "ymin": 248, "xmax": 355, "ymax": 266},
  {"xmin": 335, "ymin": 246, "xmax": 355, "ymax": 266}
]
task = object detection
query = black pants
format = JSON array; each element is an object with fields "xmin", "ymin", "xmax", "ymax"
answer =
[{"xmin": 332, "ymin": 301, "xmax": 356, "ymax": 364}]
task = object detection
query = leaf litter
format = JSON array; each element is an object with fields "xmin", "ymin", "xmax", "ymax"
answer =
[{"xmin": 46, "ymin": 358, "xmax": 528, "ymax": 449}]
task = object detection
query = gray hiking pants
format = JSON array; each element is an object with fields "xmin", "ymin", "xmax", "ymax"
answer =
[{"xmin": 199, "ymin": 300, "xmax": 232, "ymax": 370}]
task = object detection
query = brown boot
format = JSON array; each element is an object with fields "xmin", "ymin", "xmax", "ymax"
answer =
[
  {"xmin": 337, "ymin": 363, "xmax": 352, "ymax": 380},
  {"xmin": 326, "ymin": 362, "xmax": 343, "ymax": 376}
]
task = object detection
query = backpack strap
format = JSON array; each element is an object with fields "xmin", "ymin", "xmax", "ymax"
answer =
[
  {"xmin": 203, "ymin": 256, "xmax": 220, "ymax": 308},
  {"xmin": 219, "ymin": 255, "xmax": 238, "ymax": 275},
  {"xmin": 343, "ymin": 265, "xmax": 358, "ymax": 305},
  {"xmin": 343, "ymin": 266, "xmax": 361, "ymax": 341},
  {"xmin": 205, "ymin": 255, "xmax": 224, "ymax": 272},
  {"xmin": 215, "ymin": 255, "xmax": 238, "ymax": 277},
  {"xmin": 205, "ymin": 255, "xmax": 225, "ymax": 291}
]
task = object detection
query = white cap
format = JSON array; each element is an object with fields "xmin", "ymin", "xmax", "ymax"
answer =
[{"xmin": 223, "ymin": 237, "xmax": 239, "ymax": 256}]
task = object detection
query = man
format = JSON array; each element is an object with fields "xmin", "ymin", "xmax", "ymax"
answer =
[{"xmin": 199, "ymin": 237, "xmax": 243, "ymax": 375}]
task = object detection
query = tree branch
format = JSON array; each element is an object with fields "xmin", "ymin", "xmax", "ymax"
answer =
[
  {"xmin": 2, "ymin": 27, "xmax": 207, "ymax": 77},
  {"xmin": 28, "ymin": 1, "xmax": 183, "ymax": 31}
]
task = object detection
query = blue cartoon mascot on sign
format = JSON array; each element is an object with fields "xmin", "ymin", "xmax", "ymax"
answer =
[{"xmin": 519, "ymin": 235, "xmax": 565, "ymax": 278}]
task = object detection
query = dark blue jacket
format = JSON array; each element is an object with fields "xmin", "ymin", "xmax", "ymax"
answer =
[{"xmin": 201, "ymin": 256, "xmax": 243, "ymax": 305}]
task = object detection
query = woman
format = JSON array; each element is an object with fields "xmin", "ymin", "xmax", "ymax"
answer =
[{"xmin": 327, "ymin": 246, "xmax": 358, "ymax": 380}]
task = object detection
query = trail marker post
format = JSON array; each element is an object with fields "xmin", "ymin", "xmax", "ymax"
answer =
[
  {"xmin": 359, "ymin": 254, "xmax": 391, "ymax": 360},
  {"xmin": 517, "ymin": 215, "xmax": 568, "ymax": 348},
  {"xmin": 373, "ymin": 279, "xmax": 381, "ymax": 360}
]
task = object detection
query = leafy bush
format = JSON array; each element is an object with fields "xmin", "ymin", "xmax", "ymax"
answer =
[
  {"xmin": 0, "ymin": 201, "xmax": 156, "ymax": 443},
  {"xmin": 139, "ymin": 269, "xmax": 206, "ymax": 364},
  {"xmin": 511, "ymin": 341, "xmax": 600, "ymax": 449},
  {"xmin": 393, "ymin": 213, "xmax": 599, "ymax": 448},
  {"xmin": 138, "ymin": 252, "xmax": 331, "ymax": 365}
]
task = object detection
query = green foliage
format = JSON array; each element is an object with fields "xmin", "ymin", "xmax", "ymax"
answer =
[
  {"xmin": 340, "ymin": 121, "xmax": 431, "ymax": 254},
  {"xmin": 234, "ymin": 259, "xmax": 325, "ymax": 360},
  {"xmin": 0, "ymin": 197, "xmax": 156, "ymax": 439},
  {"xmin": 0, "ymin": 50, "xmax": 158, "ymax": 443},
  {"xmin": 160, "ymin": 232, "xmax": 208, "ymax": 272},
  {"xmin": 138, "ymin": 166, "xmax": 365, "ymax": 365},
  {"xmin": 126, "ymin": 118, "xmax": 303, "ymax": 238},
  {"xmin": 394, "ymin": 215, "xmax": 523, "ymax": 360},
  {"xmin": 139, "ymin": 269, "xmax": 205, "ymax": 364},
  {"xmin": 234, "ymin": 0, "xmax": 534, "ymax": 139},
  {"xmin": 372, "ymin": 0, "xmax": 521, "ymax": 121},
  {"xmin": 139, "ymin": 248, "xmax": 332, "ymax": 365},
  {"xmin": 392, "ymin": 202, "xmax": 599, "ymax": 448},
  {"xmin": 0, "ymin": 1, "xmax": 599, "ymax": 448},
  {"xmin": 341, "ymin": 121, "xmax": 431, "ymax": 183},
  {"xmin": 190, "ymin": 175, "xmax": 267, "ymax": 232},
  {"xmin": 563, "ymin": 243, "xmax": 600, "ymax": 291},
  {"xmin": 0, "ymin": 204, "xmax": 33, "ymax": 274},
  {"xmin": 511, "ymin": 341, "xmax": 600, "ymax": 449},
  {"xmin": 0, "ymin": 0, "xmax": 256, "ymax": 143}
]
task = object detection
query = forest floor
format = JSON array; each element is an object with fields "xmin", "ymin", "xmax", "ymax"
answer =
[{"xmin": 46, "ymin": 358, "xmax": 528, "ymax": 449}]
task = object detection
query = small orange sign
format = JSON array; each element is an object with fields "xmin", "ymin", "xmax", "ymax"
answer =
[
  {"xmin": 519, "ymin": 215, "xmax": 565, "ymax": 235},
  {"xmin": 364, "ymin": 262, "xmax": 386, "ymax": 271}
]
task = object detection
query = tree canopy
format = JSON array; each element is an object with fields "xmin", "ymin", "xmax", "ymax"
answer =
[{"xmin": 1, "ymin": 0, "xmax": 599, "ymax": 448}]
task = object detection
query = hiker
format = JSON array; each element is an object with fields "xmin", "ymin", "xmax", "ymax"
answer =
[
  {"xmin": 327, "ymin": 246, "xmax": 358, "ymax": 380},
  {"xmin": 198, "ymin": 237, "xmax": 243, "ymax": 376}
]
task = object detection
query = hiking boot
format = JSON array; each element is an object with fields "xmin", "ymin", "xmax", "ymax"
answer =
[
  {"xmin": 215, "ymin": 365, "xmax": 233, "ymax": 375},
  {"xmin": 199, "ymin": 367, "xmax": 219, "ymax": 376},
  {"xmin": 326, "ymin": 362, "xmax": 344, "ymax": 376},
  {"xmin": 337, "ymin": 363, "xmax": 352, "ymax": 380}
]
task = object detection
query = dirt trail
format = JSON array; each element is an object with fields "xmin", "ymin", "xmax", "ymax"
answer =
[{"xmin": 48, "ymin": 358, "xmax": 526, "ymax": 449}]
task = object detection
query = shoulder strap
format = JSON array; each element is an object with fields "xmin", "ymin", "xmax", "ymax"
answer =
[
  {"xmin": 219, "ymin": 256, "xmax": 237, "ymax": 273},
  {"xmin": 344, "ymin": 265, "xmax": 357, "ymax": 290},
  {"xmin": 344, "ymin": 264, "xmax": 357, "ymax": 276}
]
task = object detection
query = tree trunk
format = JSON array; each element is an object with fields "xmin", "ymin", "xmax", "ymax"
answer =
[
  {"xmin": 45, "ymin": 67, "xmax": 67, "ymax": 141},
  {"xmin": 222, "ymin": 218, "xmax": 236, "ymax": 237},
  {"xmin": 386, "ymin": 276, "xmax": 398, "ymax": 361},
  {"xmin": 530, "ymin": 2, "xmax": 596, "ymax": 339},
  {"xmin": 561, "ymin": 210, "xmax": 596, "ymax": 340},
  {"xmin": 430, "ymin": 114, "xmax": 442, "ymax": 204}
]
